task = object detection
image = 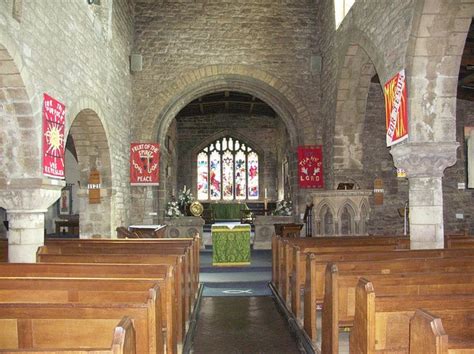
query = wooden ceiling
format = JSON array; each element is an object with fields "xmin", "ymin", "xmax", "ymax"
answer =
[{"xmin": 176, "ymin": 91, "xmax": 277, "ymax": 118}]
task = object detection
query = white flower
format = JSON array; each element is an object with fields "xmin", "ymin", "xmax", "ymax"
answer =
[{"xmin": 273, "ymin": 200, "xmax": 293, "ymax": 216}]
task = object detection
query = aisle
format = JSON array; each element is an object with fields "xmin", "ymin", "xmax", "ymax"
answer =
[
  {"xmin": 188, "ymin": 248, "xmax": 303, "ymax": 353},
  {"xmin": 191, "ymin": 296, "xmax": 302, "ymax": 354}
]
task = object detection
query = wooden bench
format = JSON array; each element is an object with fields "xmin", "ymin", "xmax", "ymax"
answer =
[
  {"xmin": 37, "ymin": 239, "xmax": 199, "ymax": 332},
  {"xmin": 0, "ymin": 316, "xmax": 136, "ymax": 354},
  {"xmin": 36, "ymin": 254, "xmax": 186, "ymax": 351},
  {"xmin": 321, "ymin": 267, "xmax": 474, "ymax": 353},
  {"xmin": 0, "ymin": 238, "xmax": 7, "ymax": 262},
  {"xmin": 409, "ymin": 308, "xmax": 474, "ymax": 353},
  {"xmin": 272, "ymin": 235, "xmax": 408, "ymax": 293},
  {"xmin": 349, "ymin": 278, "xmax": 474, "ymax": 354},
  {"xmin": 0, "ymin": 301, "xmax": 159, "ymax": 353},
  {"xmin": 301, "ymin": 249, "xmax": 474, "ymax": 348},
  {"xmin": 275, "ymin": 235, "xmax": 410, "ymax": 307},
  {"xmin": 0, "ymin": 277, "xmax": 166, "ymax": 353},
  {"xmin": 43, "ymin": 237, "xmax": 200, "ymax": 298},
  {"xmin": 0, "ymin": 263, "xmax": 177, "ymax": 354}
]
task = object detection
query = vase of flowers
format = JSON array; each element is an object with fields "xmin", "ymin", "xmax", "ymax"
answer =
[
  {"xmin": 165, "ymin": 200, "xmax": 182, "ymax": 218},
  {"xmin": 178, "ymin": 185, "xmax": 195, "ymax": 216},
  {"xmin": 273, "ymin": 199, "xmax": 293, "ymax": 216}
]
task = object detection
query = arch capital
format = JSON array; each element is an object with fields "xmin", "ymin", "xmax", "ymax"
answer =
[{"xmin": 390, "ymin": 142, "xmax": 459, "ymax": 178}]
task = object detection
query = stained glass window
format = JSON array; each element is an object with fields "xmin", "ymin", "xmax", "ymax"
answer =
[
  {"xmin": 197, "ymin": 137, "xmax": 259, "ymax": 201},
  {"xmin": 197, "ymin": 152, "xmax": 208, "ymax": 200}
]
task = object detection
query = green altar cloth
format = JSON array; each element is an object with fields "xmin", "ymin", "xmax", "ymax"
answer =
[
  {"xmin": 210, "ymin": 203, "xmax": 249, "ymax": 220},
  {"xmin": 212, "ymin": 224, "xmax": 251, "ymax": 266}
]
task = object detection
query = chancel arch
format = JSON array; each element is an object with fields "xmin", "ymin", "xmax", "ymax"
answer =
[{"xmin": 136, "ymin": 66, "xmax": 309, "ymax": 223}]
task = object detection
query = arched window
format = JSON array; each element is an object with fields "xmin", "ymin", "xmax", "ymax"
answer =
[
  {"xmin": 335, "ymin": 0, "xmax": 356, "ymax": 29},
  {"xmin": 197, "ymin": 137, "xmax": 259, "ymax": 201}
]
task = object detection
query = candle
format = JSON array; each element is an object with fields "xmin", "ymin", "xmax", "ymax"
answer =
[{"xmin": 264, "ymin": 188, "xmax": 267, "ymax": 199}]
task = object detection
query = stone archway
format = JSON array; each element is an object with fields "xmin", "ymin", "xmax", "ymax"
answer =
[
  {"xmin": 69, "ymin": 108, "xmax": 113, "ymax": 238},
  {"xmin": 0, "ymin": 41, "xmax": 62, "ymax": 262},
  {"xmin": 135, "ymin": 66, "xmax": 309, "ymax": 222},
  {"xmin": 390, "ymin": 0, "xmax": 473, "ymax": 248},
  {"xmin": 390, "ymin": 0, "xmax": 474, "ymax": 248},
  {"xmin": 333, "ymin": 32, "xmax": 386, "ymax": 185}
]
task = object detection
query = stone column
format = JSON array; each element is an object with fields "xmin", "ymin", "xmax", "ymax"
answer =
[
  {"xmin": 0, "ymin": 178, "xmax": 63, "ymax": 262},
  {"xmin": 390, "ymin": 142, "xmax": 458, "ymax": 249}
]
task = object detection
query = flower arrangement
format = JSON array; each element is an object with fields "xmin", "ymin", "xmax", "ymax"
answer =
[
  {"xmin": 178, "ymin": 185, "xmax": 195, "ymax": 214},
  {"xmin": 165, "ymin": 200, "xmax": 182, "ymax": 218},
  {"xmin": 273, "ymin": 199, "xmax": 293, "ymax": 216}
]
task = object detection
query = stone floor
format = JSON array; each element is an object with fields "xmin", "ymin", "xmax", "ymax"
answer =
[
  {"xmin": 191, "ymin": 297, "xmax": 302, "ymax": 354},
  {"xmin": 192, "ymin": 248, "xmax": 350, "ymax": 353}
]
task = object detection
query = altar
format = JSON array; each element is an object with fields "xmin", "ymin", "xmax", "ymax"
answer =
[{"xmin": 211, "ymin": 223, "xmax": 251, "ymax": 266}]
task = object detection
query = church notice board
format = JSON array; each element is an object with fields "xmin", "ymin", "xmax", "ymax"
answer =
[{"xmin": 212, "ymin": 224, "xmax": 251, "ymax": 266}]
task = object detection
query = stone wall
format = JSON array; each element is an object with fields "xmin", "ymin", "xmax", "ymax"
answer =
[
  {"xmin": 132, "ymin": 0, "xmax": 321, "ymax": 220},
  {"xmin": 176, "ymin": 113, "xmax": 283, "ymax": 202},
  {"xmin": 0, "ymin": 0, "xmax": 134, "ymax": 234}
]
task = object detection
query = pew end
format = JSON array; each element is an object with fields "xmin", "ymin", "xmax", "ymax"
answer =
[{"xmin": 410, "ymin": 309, "xmax": 448, "ymax": 354}]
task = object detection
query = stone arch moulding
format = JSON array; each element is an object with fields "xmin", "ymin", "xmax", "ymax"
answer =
[
  {"xmin": 144, "ymin": 65, "xmax": 310, "ymax": 221},
  {"xmin": 142, "ymin": 65, "xmax": 309, "ymax": 149},
  {"xmin": 333, "ymin": 30, "xmax": 386, "ymax": 172},
  {"xmin": 0, "ymin": 35, "xmax": 42, "ymax": 181},
  {"xmin": 404, "ymin": 0, "xmax": 473, "ymax": 143}
]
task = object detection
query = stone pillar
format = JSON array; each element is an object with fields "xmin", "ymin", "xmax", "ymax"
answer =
[
  {"xmin": 0, "ymin": 178, "xmax": 63, "ymax": 262},
  {"xmin": 391, "ymin": 142, "xmax": 458, "ymax": 249},
  {"xmin": 7, "ymin": 210, "xmax": 46, "ymax": 263}
]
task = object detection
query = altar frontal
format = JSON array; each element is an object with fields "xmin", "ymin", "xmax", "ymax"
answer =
[{"xmin": 212, "ymin": 224, "xmax": 251, "ymax": 266}]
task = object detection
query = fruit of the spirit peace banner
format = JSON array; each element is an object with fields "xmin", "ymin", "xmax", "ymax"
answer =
[{"xmin": 130, "ymin": 143, "xmax": 160, "ymax": 185}]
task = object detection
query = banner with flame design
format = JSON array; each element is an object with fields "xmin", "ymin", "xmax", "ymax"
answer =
[
  {"xmin": 130, "ymin": 143, "xmax": 160, "ymax": 185},
  {"xmin": 42, "ymin": 93, "xmax": 66, "ymax": 179},
  {"xmin": 384, "ymin": 69, "xmax": 408, "ymax": 147},
  {"xmin": 298, "ymin": 146, "xmax": 324, "ymax": 188}
]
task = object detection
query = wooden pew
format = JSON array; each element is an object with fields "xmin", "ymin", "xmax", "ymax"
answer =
[
  {"xmin": 43, "ymin": 237, "xmax": 200, "ymax": 299},
  {"xmin": 0, "ymin": 263, "xmax": 177, "ymax": 354},
  {"xmin": 273, "ymin": 235, "xmax": 409, "ymax": 301},
  {"xmin": 349, "ymin": 278, "xmax": 474, "ymax": 354},
  {"xmin": 302, "ymin": 247, "xmax": 474, "ymax": 341},
  {"xmin": 0, "ymin": 301, "xmax": 159, "ymax": 353},
  {"xmin": 409, "ymin": 308, "xmax": 474, "ymax": 354},
  {"xmin": 281, "ymin": 238, "xmax": 408, "ymax": 305},
  {"xmin": 0, "ymin": 316, "xmax": 136, "ymax": 354},
  {"xmin": 321, "ymin": 266, "xmax": 474, "ymax": 353},
  {"xmin": 0, "ymin": 278, "xmax": 164, "ymax": 353},
  {"xmin": 37, "ymin": 246, "xmax": 192, "ymax": 339},
  {"xmin": 0, "ymin": 238, "xmax": 7, "ymax": 262}
]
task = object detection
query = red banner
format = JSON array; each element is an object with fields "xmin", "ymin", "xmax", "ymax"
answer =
[
  {"xmin": 298, "ymin": 146, "xmax": 324, "ymax": 188},
  {"xmin": 130, "ymin": 143, "xmax": 160, "ymax": 185},
  {"xmin": 42, "ymin": 93, "xmax": 66, "ymax": 179},
  {"xmin": 384, "ymin": 69, "xmax": 408, "ymax": 147}
]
